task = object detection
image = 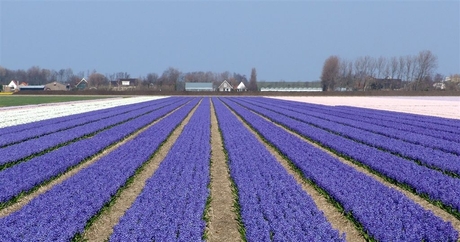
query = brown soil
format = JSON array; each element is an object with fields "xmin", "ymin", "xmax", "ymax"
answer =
[
  {"xmin": 281, "ymin": 121, "xmax": 460, "ymax": 234},
  {"xmin": 81, "ymin": 100, "xmax": 200, "ymax": 241},
  {"xmin": 219, "ymin": 99, "xmax": 364, "ymax": 242},
  {"xmin": 237, "ymin": 102, "xmax": 460, "ymax": 237},
  {"xmin": 0, "ymin": 102, "xmax": 188, "ymax": 219},
  {"xmin": 206, "ymin": 99, "xmax": 241, "ymax": 242}
]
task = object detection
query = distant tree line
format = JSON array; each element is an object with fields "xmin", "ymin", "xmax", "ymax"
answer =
[
  {"xmin": 0, "ymin": 66, "xmax": 259, "ymax": 92},
  {"xmin": 321, "ymin": 50, "xmax": 458, "ymax": 91}
]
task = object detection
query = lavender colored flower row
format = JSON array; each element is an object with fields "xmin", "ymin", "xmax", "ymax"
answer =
[
  {"xmin": 0, "ymin": 98, "xmax": 184, "ymax": 166},
  {"xmin": 111, "ymin": 99, "xmax": 211, "ymax": 241},
  {"xmin": 253, "ymin": 97, "xmax": 460, "ymax": 153},
  {"xmin": 238, "ymin": 98, "xmax": 460, "ymax": 176},
  {"xmin": 223, "ymin": 98, "xmax": 460, "ymax": 215},
  {"xmin": 0, "ymin": 99, "xmax": 199, "ymax": 241},
  {"xmin": 264, "ymin": 98, "xmax": 460, "ymax": 142},
  {"xmin": 214, "ymin": 98, "xmax": 344, "ymax": 241},
  {"xmin": 0, "ymin": 97, "xmax": 178, "ymax": 147},
  {"xmin": 221, "ymin": 98, "xmax": 458, "ymax": 241},
  {"xmin": 0, "ymin": 98, "xmax": 190, "ymax": 204}
]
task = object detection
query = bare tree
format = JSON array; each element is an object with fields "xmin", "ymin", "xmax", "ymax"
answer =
[
  {"xmin": 248, "ymin": 68, "xmax": 258, "ymax": 91},
  {"xmin": 390, "ymin": 57, "xmax": 398, "ymax": 79},
  {"xmin": 413, "ymin": 50, "xmax": 438, "ymax": 90},
  {"xmin": 27, "ymin": 66, "xmax": 42, "ymax": 85},
  {"xmin": 404, "ymin": 55, "xmax": 414, "ymax": 83},
  {"xmin": 159, "ymin": 67, "xmax": 181, "ymax": 91},
  {"xmin": 396, "ymin": 56, "xmax": 405, "ymax": 81},
  {"xmin": 337, "ymin": 58, "xmax": 354, "ymax": 90},
  {"xmin": 321, "ymin": 56, "xmax": 340, "ymax": 91},
  {"xmin": 88, "ymin": 72, "xmax": 108, "ymax": 88},
  {"xmin": 143, "ymin": 73, "xmax": 159, "ymax": 89},
  {"xmin": 376, "ymin": 56, "xmax": 386, "ymax": 79}
]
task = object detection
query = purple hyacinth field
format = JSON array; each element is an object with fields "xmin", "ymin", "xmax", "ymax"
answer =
[{"xmin": 0, "ymin": 96, "xmax": 458, "ymax": 241}]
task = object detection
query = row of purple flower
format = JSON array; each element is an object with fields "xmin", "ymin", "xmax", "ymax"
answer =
[
  {"xmin": 228, "ymin": 97, "xmax": 460, "ymax": 211},
  {"xmin": 0, "ymin": 98, "xmax": 199, "ymax": 240},
  {"xmin": 250, "ymin": 98, "xmax": 460, "ymax": 154},
  {"xmin": 111, "ymin": 98, "xmax": 211, "ymax": 241},
  {"xmin": 0, "ymin": 96, "xmax": 458, "ymax": 240},
  {"xmin": 221, "ymin": 97, "xmax": 458, "ymax": 241},
  {"xmin": 240, "ymin": 98, "xmax": 460, "ymax": 178},
  {"xmin": 214, "ymin": 98, "xmax": 346, "ymax": 241},
  {"xmin": 268, "ymin": 98, "xmax": 460, "ymax": 142},
  {"xmin": 0, "ymin": 97, "xmax": 175, "ymax": 147},
  {"xmin": 0, "ymin": 98, "xmax": 187, "ymax": 167},
  {"xmin": 0, "ymin": 97, "xmax": 190, "ymax": 204}
]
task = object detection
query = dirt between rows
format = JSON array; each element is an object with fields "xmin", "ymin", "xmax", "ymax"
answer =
[
  {"xmin": 0, "ymin": 103, "xmax": 186, "ymax": 218},
  {"xmin": 206, "ymin": 100, "xmax": 241, "ymax": 241},
  {"xmin": 3, "ymin": 97, "xmax": 458, "ymax": 241},
  {"xmin": 219, "ymin": 99, "xmax": 365, "ymax": 242},
  {"xmin": 223, "ymin": 99, "xmax": 460, "ymax": 239},
  {"xmin": 80, "ymin": 99, "xmax": 201, "ymax": 240},
  {"xmin": 0, "ymin": 98, "xmax": 243, "ymax": 241}
]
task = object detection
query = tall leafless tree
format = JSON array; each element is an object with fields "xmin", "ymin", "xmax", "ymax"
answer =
[
  {"xmin": 321, "ymin": 56, "xmax": 340, "ymax": 91},
  {"xmin": 413, "ymin": 50, "xmax": 438, "ymax": 90},
  {"xmin": 88, "ymin": 72, "xmax": 108, "ymax": 88},
  {"xmin": 248, "ymin": 68, "xmax": 258, "ymax": 91}
]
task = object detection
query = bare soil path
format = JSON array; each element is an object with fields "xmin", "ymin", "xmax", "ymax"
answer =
[
  {"xmin": 219, "ymin": 98, "xmax": 365, "ymax": 242},
  {"xmin": 231, "ymin": 99, "xmax": 460, "ymax": 237},
  {"xmin": 0, "ymin": 101, "xmax": 189, "ymax": 218},
  {"xmin": 206, "ymin": 99, "xmax": 241, "ymax": 242},
  {"xmin": 81, "ymin": 100, "xmax": 201, "ymax": 241}
]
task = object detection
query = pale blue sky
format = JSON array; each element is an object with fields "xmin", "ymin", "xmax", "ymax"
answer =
[{"xmin": 1, "ymin": 0, "xmax": 459, "ymax": 81}]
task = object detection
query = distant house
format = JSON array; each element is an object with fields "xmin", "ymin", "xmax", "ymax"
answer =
[
  {"xmin": 76, "ymin": 78, "xmax": 88, "ymax": 90},
  {"xmin": 119, "ymin": 78, "xmax": 137, "ymax": 86},
  {"xmin": 218, "ymin": 80, "xmax": 233, "ymax": 92},
  {"xmin": 236, "ymin": 82, "xmax": 247, "ymax": 92},
  {"xmin": 112, "ymin": 78, "xmax": 138, "ymax": 90},
  {"xmin": 44, "ymin": 82, "xmax": 68, "ymax": 91},
  {"xmin": 185, "ymin": 82, "xmax": 214, "ymax": 91},
  {"xmin": 7, "ymin": 80, "xmax": 18, "ymax": 92}
]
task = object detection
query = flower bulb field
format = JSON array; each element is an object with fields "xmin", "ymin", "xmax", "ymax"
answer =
[{"xmin": 0, "ymin": 95, "xmax": 459, "ymax": 241}]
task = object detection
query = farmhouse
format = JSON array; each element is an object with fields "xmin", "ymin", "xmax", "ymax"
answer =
[
  {"xmin": 110, "ymin": 78, "xmax": 138, "ymax": 91},
  {"xmin": 76, "ymin": 78, "xmax": 88, "ymax": 90},
  {"xmin": 185, "ymin": 82, "xmax": 214, "ymax": 91},
  {"xmin": 6, "ymin": 80, "xmax": 18, "ymax": 92},
  {"xmin": 218, "ymin": 80, "xmax": 233, "ymax": 92}
]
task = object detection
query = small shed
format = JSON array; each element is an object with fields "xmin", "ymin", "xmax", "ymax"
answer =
[
  {"xmin": 185, "ymin": 82, "xmax": 214, "ymax": 91},
  {"xmin": 218, "ymin": 80, "xmax": 233, "ymax": 92}
]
